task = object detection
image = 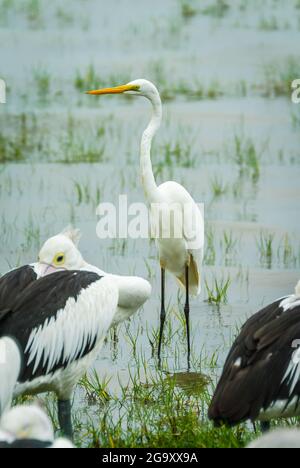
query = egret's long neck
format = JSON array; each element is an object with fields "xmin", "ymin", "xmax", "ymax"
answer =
[{"xmin": 140, "ymin": 93, "xmax": 162, "ymax": 203}]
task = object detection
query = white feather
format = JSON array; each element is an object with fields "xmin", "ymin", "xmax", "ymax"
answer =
[
  {"xmin": 295, "ymin": 281, "xmax": 300, "ymax": 297},
  {"xmin": 0, "ymin": 337, "xmax": 21, "ymax": 415},
  {"xmin": 25, "ymin": 276, "xmax": 119, "ymax": 381}
]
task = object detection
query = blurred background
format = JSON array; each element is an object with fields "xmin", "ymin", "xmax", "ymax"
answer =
[{"xmin": 0, "ymin": 0, "xmax": 300, "ymax": 446}]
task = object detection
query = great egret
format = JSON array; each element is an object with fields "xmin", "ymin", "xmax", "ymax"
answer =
[
  {"xmin": 208, "ymin": 281, "xmax": 300, "ymax": 432},
  {"xmin": 0, "ymin": 270, "xmax": 119, "ymax": 438},
  {"xmin": 0, "ymin": 405, "xmax": 74, "ymax": 448},
  {"xmin": 86, "ymin": 79, "xmax": 204, "ymax": 364}
]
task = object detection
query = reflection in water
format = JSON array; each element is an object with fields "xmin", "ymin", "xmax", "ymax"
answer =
[{"xmin": 165, "ymin": 372, "xmax": 211, "ymax": 397}]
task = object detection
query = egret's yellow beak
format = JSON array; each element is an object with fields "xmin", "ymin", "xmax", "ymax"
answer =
[{"xmin": 86, "ymin": 84, "xmax": 139, "ymax": 95}]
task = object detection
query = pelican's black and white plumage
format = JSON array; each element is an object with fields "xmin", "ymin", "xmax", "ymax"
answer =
[
  {"xmin": 0, "ymin": 265, "xmax": 39, "ymax": 311},
  {"xmin": 0, "ymin": 337, "xmax": 22, "ymax": 415},
  {"xmin": 0, "ymin": 227, "xmax": 151, "ymax": 326},
  {"xmin": 0, "ymin": 270, "xmax": 119, "ymax": 438},
  {"xmin": 208, "ymin": 281, "xmax": 300, "ymax": 431}
]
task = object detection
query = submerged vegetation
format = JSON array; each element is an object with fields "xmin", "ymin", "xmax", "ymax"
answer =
[{"xmin": 205, "ymin": 276, "xmax": 231, "ymax": 305}]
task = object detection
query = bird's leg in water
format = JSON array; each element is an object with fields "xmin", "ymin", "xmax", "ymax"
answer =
[
  {"xmin": 112, "ymin": 326, "xmax": 119, "ymax": 361},
  {"xmin": 58, "ymin": 400, "xmax": 73, "ymax": 440},
  {"xmin": 184, "ymin": 264, "xmax": 191, "ymax": 370},
  {"xmin": 260, "ymin": 421, "xmax": 271, "ymax": 433},
  {"xmin": 158, "ymin": 267, "xmax": 166, "ymax": 363}
]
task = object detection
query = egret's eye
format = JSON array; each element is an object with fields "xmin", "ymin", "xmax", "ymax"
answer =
[{"xmin": 53, "ymin": 253, "xmax": 65, "ymax": 266}]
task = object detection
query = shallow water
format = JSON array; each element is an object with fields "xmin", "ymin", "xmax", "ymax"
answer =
[{"xmin": 0, "ymin": 0, "xmax": 300, "ymax": 427}]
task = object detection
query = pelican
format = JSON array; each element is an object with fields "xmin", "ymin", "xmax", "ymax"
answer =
[
  {"xmin": 37, "ymin": 226, "xmax": 152, "ymax": 324},
  {"xmin": 0, "ymin": 405, "xmax": 74, "ymax": 448},
  {"xmin": 0, "ymin": 269, "xmax": 119, "ymax": 438},
  {"xmin": 0, "ymin": 227, "xmax": 151, "ymax": 326},
  {"xmin": 208, "ymin": 281, "xmax": 300, "ymax": 432},
  {"xmin": 86, "ymin": 79, "xmax": 204, "ymax": 364},
  {"xmin": 0, "ymin": 337, "xmax": 22, "ymax": 415}
]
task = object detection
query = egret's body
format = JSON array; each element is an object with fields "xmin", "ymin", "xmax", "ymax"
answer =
[
  {"xmin": 87, "ymin": 79, "xmax": 204, "ymax": 363},
  {"xmin": 153, "ymin": 181, "xmax": 203, "ymax": 296}
]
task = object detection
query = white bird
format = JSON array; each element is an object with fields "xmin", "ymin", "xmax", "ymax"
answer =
[
  {"xmin": 0, "ymin": 227, "xmax": 151, "ymax": 327},
  {"xmin": 0, "ymin": 269, "xmax": 119, "ymax": 438},
  {"xmin": 209, "ymin": 280, "xmax": 300, "ymax": 432},
  {"xmin": 86, "ymin": 79, "xmax": 204, "ymax": 365},
  {"xmin": 37, "ymin": 226, "xmax": 152, "ymax": 325},
  {"xmin": 247, "ymin": 428, "xmax": 300, "ymax": 449},
  {"xmin": 0, "ymin": 337, "xmax": 22, "ymax": 415},
  {"xmin": 0, "ymin": 405, "xmax": 74, "ymax": 448}
]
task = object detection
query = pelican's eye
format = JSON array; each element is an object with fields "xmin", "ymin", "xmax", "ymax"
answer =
[{"xmin": 53, "ymin": 253, "xmax": 65, "ymax": 266}]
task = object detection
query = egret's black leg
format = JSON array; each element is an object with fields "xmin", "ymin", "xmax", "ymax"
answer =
[
  {"xmin": 184, "ymin": 265, "xmax": 191, "ymax": 370},
  {"xmin": 158, "ymin": 268, "xmax": 166, "ymax": 362},
  {"xmin": 260, "ymin": 421, "xmax": 271, "ymax": 433},
  {"xmin": 58, "ymin": 399, "xmax": 73, "ymax": 440}
]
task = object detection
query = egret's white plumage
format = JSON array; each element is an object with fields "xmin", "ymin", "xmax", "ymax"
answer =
[
  {"xmin": 86, "ymin": 79, "xmax": 204, "ymax": 361},
  {"xmin": 126, "ymin": 80, "xmax": 204, "ymax": 294}
]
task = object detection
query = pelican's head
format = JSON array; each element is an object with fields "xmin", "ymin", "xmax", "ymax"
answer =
[
  {"xmin": 86, "ymin": 78, "xmax": 160, "ymax": 101},
  {"xmin": 37, "ymin": 227, "xmax": 84, "ymax": 276},
  {"xmin": 0, "ymin": 405, "xmax": 54, "ymax": 442}
]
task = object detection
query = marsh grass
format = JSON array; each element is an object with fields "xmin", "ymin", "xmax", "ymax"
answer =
[
  {"xmin": 0, "ymin": 114, "xmax": 35, "ymax": 163},
  {"xmin": 73, "ymin": 180, "xmax": 101, "ymax": 207},
  {"xmin": 33, "ymin": 68, "xmax": 51, "ymax": 102},
  {"xmin": 55, "ymin": 7, "xmax": 74, "ymax": 27},
  {"xmin": 60, "ymin": 115, "xmax": 106, "ymax": 164},
  {"xmin": 232, "ymin": 134, "xmax": 264, "ymax": 183},
  {"xmin": 205, "ymin": 276, "xmax": 231, "ymax": 305},
  {"xmin": 258, "ymin": 16, "xmax": 279, "ymax": 31},
  {"xmin": 211, "ymin": 176, "xmax": 228, "ymax": 199},
  {"xmin": 292, "ymin": 109, "xmax": 300, "ymax": 129},
  {"xmin": 204, "ymin": 227, "xmax": 216, "ymax": 266},
  {"xmin": 72, "ymin": 350, "xmax": 253, "ymax": 448},
  {"xmin": 277, "ymin": 234, "xmax": 299, "ymax": 268},
  {"xmin": 22, "ymin": 0, "xmax": 43, "ymax": 28},
  {"xmin": 201, "ymin": 0, "xmax": 229, "ymax": 18},
  {"xmin": 0, "ymin": 0, "xmax": 15, "ymax": 24},
  {"xmin": 221, "ymin": 231, "xmax": 238, "ymax": 266},
  {"xmin": 162, "ymin": 138, "xmax": 195, "ymax": 168},
  {"xmin": 180, "ymin": 1, "xmax": 198, "ymax": 19},
  {"xmin": 261, "ymin": 57, "xmax": 300, "ymax": 98},
  {"xmin": 74, "ymin": 65, "xmax": 131, "ymax": 94},
  {"xmin": 256, "ymin": 231, "xmax": 275, "ymax": 269}
]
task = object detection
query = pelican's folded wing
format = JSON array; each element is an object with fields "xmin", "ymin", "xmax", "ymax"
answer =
[{"xmin": 0, "ymin": 270, "xmax": 118, "ymax": 382}]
